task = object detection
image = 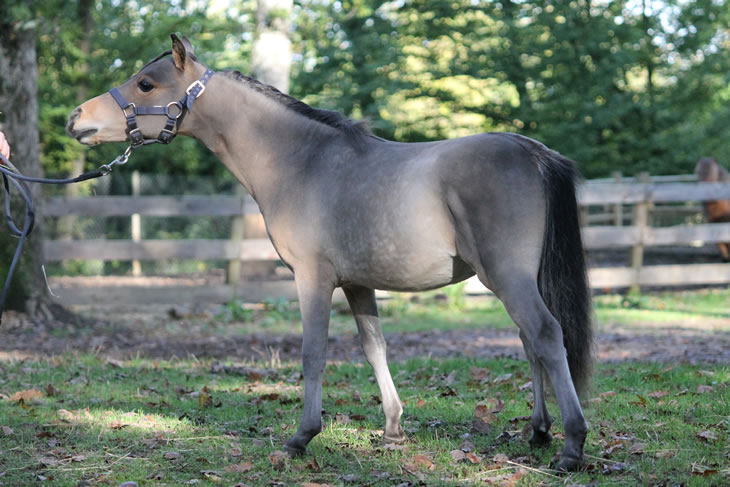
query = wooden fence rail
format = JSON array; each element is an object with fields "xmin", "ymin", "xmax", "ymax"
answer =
[{"xmin": 42, "ymin": 177, "xmax": 730, "ymax": 302}]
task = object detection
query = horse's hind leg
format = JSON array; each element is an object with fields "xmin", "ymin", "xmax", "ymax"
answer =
[
  {"xmin": 519, "ymin": 331, "xmax": 552, "ymax": 446},
  {"xmin": 343, "ymin": 285, "xmax": 405, "ymax": 443},
  {"xmin": 495, "ymin": 278, "xmax": 587, "ymax": 470}
]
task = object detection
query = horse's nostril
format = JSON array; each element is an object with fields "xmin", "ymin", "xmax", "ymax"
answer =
[{"xmin": 66, "ymin": 107, "xmax": 83, "ymax": 136}]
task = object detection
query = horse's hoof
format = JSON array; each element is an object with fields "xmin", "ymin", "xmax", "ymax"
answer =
[
  {"xmin": 528, "ymin": 430, "xmax": 552, "ymax": 447},
  {"xmin": 283, "ymin": 441, "xmax": 306, "ymax": 458},
  {"xmin": 383, "ymin": 433, "xmax": 407, "ymax": 445},
  {"xmin": 552, "ymin": 454, "xmax": 583, "ymax": 472}
]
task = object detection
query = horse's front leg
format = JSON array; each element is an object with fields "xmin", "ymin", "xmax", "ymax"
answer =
[
  {"xmin": 284, "ymin": 274, "xmax": 334, "ymax": 456},
  {"xmin": 343, "ymin": 285, "xmax": 405, "ymax": 444}
]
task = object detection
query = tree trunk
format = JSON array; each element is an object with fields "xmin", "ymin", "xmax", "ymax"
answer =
[
  {"xmin": 0, "ymin": 17, "xmax": 50, "ymax": 315},
  {"xmin": 59, "ymin": 0, "xmax": 93, "ymax": 242},
  {"xmin": 252, "ymin": 0, "xmax": 293, "ymax": 93},
  {"xmin": 244, "ymin": 0, "xmax": 294, "ymax": 279}
]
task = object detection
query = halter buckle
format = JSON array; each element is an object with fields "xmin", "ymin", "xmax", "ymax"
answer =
[
  {"xmin": 122, "ymin": 103, "xmax": 136, "ymax": 117},
  {"xmin": 185, "ymin": 79, "xmax": 206, "ymax": 98}
]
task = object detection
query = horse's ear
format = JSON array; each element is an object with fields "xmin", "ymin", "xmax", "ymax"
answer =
[
  {"xmin": 181, "ymin": 36, "xmax": 195, "ymax": 55},
  {"xmin": 171, "ymin": 33, "xmax": 187, "ymax": 72}
]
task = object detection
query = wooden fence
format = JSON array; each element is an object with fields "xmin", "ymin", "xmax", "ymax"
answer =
[{"xmin": 42, "ymin": 174, "xmax": 730, "ymax": 304}]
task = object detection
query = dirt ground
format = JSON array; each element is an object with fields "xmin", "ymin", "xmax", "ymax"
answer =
[{"xmin": 2, "ymin": 300, "xmax": 729, "ymax": 365}]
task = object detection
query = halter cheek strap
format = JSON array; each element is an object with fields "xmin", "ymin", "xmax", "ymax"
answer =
[{"xmin": 109, "ymin": 68, "xmax": 214, "ymax": 147}]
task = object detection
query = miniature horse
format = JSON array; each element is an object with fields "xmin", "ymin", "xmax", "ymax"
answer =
[{"xmin": 66, "ymin": 35, "xmax": 593, "ymax": 470}]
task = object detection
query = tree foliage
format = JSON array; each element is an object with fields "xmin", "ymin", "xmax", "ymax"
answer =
[{"xmin": 14, "ymin": 0, "xmax": 730, "ymax": 181}]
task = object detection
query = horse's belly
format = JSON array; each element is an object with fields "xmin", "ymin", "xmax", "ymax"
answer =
[{"xmin": 339, "ymin": 240, "xmax": 474, "ymax": 292}]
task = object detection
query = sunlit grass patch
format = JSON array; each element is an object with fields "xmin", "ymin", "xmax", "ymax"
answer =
[{"xmin": 0, "ymin": 353, "xmax": 727, "ymax": 486}]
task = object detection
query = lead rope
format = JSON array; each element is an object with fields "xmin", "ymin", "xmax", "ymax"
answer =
[{"xmin": 0, "ymin": 146, "xmax": 132, "ymax": 324}]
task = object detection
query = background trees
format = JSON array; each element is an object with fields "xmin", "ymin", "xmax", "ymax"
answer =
[
  {"xmin": 0, "ymin": 0, "xmax": 728, "ymax": 309},
  {"xmin": 21, "ymin": 0, "xmax": 730, "ymax": 181}
]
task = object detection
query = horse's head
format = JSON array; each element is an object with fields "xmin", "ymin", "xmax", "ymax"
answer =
[
  {"xmin": 695, "ymin": 157, "xmax": 720, "ymax": 182},
  {"xmin": 66, "ymin": 34, "xmax": 208, "ymax": 146}
]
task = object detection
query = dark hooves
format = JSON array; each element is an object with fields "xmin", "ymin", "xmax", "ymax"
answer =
[
  {"xmin": 283, "ymin": 441, "xmax": 306, "ymax": 458},
  {"xmin": 552, "ymin": 454, "xmax": 583, "ymax": 472},
  {"xmin": 528, "ymin": 430, "xmax": 552, "ymax": 448}
]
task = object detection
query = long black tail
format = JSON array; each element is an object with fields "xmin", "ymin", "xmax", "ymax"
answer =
[{"xmin": 535, "ymin": 148, "xmax": 593, "ymax": 397}]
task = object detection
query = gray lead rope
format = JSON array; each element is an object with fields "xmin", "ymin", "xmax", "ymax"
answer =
[{"xmin": 0, "ymin": 147, "xmax": 131, "ymax": 323}]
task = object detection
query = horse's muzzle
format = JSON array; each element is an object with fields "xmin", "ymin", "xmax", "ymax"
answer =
[{"xmin": 66, "ymin": 107, "xmax": 98, "ymax": 143}]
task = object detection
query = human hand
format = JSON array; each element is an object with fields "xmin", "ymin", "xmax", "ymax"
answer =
[{"xmin": 0, "ymin": 131, "xmax": 10, "ymax": 160}]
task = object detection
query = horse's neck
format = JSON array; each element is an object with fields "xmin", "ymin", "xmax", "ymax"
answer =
[{"xmin": 187, "ymin": 75, "xmax": 332, "ymax": 209}]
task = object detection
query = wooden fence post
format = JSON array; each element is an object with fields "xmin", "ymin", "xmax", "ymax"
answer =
[
  {"xmin": 612, "ymin": 171, "xmax": 623, "ymax": 226},
  {"xmin": 131, "ymin": 170, "xmax": 142, "ymax": 276},
  {"xmin": 630, "ymin": 172, "xmax": 650, "ymax": 293},
  {"xmin": 226, "ymin": 187, "xmax": 246, "ymax": 285}
]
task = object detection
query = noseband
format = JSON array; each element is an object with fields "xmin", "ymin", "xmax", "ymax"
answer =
[{"xmin": 108, "ymin": 68, "xmax": 215, "ymax": 147}]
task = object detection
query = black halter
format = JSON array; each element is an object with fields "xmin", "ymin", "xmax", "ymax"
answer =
[{"xmin": 109, "ymin": 68, "xmax": 215, "ymax": 147}]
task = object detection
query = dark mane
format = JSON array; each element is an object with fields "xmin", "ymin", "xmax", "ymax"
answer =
[
  {"xmin": 139, "ymin": 50, "xmax": 199, "ymax": 73},
  {"xmin": 221, "ymin": 70, "xmax": 375, "ymax": 147}
]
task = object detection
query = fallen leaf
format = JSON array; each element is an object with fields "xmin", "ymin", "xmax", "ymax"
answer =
[
  {"xmin": 301, "ymin": 483, "xmax": 335, "ymax": 487},
  {"xmin": 465, "ymin": 452, "xmax": 482, "ymax": 464},
  {"xmin": 45, "ymin": 384, "xmax": 60, "ymax": 397},
  {"xmin": 335, "ymin": 412, "xmax": 350, "ymax": 424},
  {"xmin": 629, "ymin": 442, "xmax": 647, "ymax": 455},
  {"xmin": 493, "ymin": 453, "xmax": 510, "ymax": 464},
  {"xmin": 2, "ymin": 425, "xmax": 13, "ymax": 436},
  {"xmin": 691, "ymin": 463, "xmax": 719, "ymax": 476},
  {"xmin": 225, "ymin": 461, "xmax": 253, "ymax": 473},
  {"xmin": 600, "ymin": 391, "xmax": 617, "ymax": 398},
  {"xmin": 697, "ymin": 385, "xmax": 713, "ymax": 394},
  {"xmin": 697, "ymin": 430, "xmax": 718, "ymax": 442},
  {"xmin": 37, "ymin": 456, "xmax": 59, "ymax": 467},
  {"xmin": 306, "ymin": 457, "xmax": 320, "ymax": 472},
  {"xmin": 470, "ymin": 367, "xmax": 490, "ymax": 382},
  {"xmin": 630, "ymin": 395, "xmax": 647, "ymax": 407},
  {"xmin": 472, "ymin": 404, "xmax": 497, "ymax": 434},
  {"xmin": 458, "ymin": 439, "xmax": 475, "ymax": 452},
  {"xmin": 648, "ymin": 390, "xmax": 669, "ymax": 399},
  {"xmin": 268, "ymin": 450, "xmax": 288, "ymax": 470},
  {"xmin": 199, "ymin": 388, "xmax": 212, "ymax": 408},
  {"xmin": 602, "ymin": 462, "xmax": 628, "ymax": 474},
  {"xmin": 164, "ymin": 451, "xmax": 181, "ymax": 460},
  {"xmin": 416, "ymin": 398, "xmax": 426, "ymax": 408},
  {"xmin": 382, "ymin": 443, "xmax": 406, "ymax": 452},
  {"xmin": 493, "ymin": 373, "xmax": 513, "ymax": 384},
  {"xmin": 655, "ymin": 450, "xmax": 675, "ymax": 458},
  {"xmin": 601, "ymin": 441, "xmax": 624, "ymax": 457},
  {"xmin": 109, "ymin": 421, "xmax": 129, "ymax": 430},
  {"xmin": 201, "ymin": 470, "xmax": 224, "ymax": 482},
  {"xmin": 450, "ymin": 449, "xmax": 466, "ymax": 462},
  {"xmin": 412, "ymin": 454, "xmax": 434, "ymax": 470},
  {"xmin": 440, "ymin": 386, "xmax": 458, "ymax": 397},
  {"xmin": 9, "ymin": 389, "xmax": 43, "ymax": 403},
  {"xmin": 56, "ymin": 409, "xmax": 73, "ymax": 421}
]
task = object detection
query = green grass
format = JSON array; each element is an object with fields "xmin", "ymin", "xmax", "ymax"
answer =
[
  {"xmin": 0, "ymin": 355, "xmax": 727, "ymax": 486},
  {"xmin": 209, "ymin": 287, "xmax": 730, "ymax": 338}
]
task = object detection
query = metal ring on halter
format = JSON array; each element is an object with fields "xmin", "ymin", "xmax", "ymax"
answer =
[{"xmin": 166, "ymin": 101, "xmax": 184, "ymax": 119}]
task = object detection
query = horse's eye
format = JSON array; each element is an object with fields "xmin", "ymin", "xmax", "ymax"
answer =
[{"xmin": 138, "ymin": 79, "xmax": 154, "ymax": 92}]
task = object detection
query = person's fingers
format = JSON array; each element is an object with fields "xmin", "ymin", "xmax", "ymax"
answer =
[{"xmin": 0, "ymin": 137, "xmax": 9, "ymax": 160}]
